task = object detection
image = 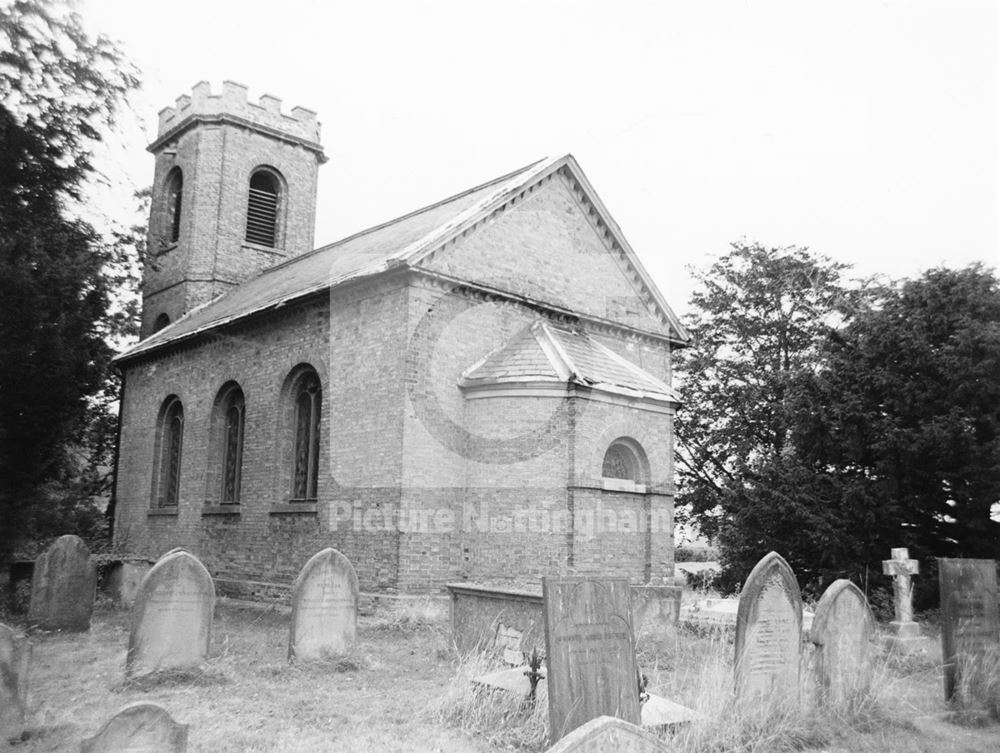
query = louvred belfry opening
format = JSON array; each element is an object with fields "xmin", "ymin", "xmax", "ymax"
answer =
[{"xmin": 246, "ymin": 170, "xmax": 279, "ymax": 246}]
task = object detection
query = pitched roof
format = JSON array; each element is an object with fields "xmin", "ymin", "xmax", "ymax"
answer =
[
  {"xmin": 116, "ymin": 155, "xmax": 689, "ymax": 364},
  {"xmin": 461, "ymin": 321, "xmax": 680, "ymax": 404}
]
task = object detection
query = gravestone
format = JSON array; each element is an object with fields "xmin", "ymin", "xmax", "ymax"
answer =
[
  {"xmin": 543, "ymin": 577, "xmax": 640, "ymax": 742},
  {"xmin": 544, "ymin": 715, "xmax": 667, "ymax": 753},
  {"xmin": 882, "ymin": 547, "xmax": 921, "ymax": 650},
  {"xmin": 80, "ymin": 702, "xmax": 188, "ymax": 752},
  {"xmin": 734, "ymin": 551, "xmax": 802, "ymax": 703},
  {"xmin": 126, "ymin": 550, "xmax": 215, "ymax": 678},
  {"xmin": 27, "ymin": 534, "xmax": 97, "ymax": 631},
  {"xmin": 810, "ymin": 579, "xmax": 875, "ymax": 704},
  {"xmin": 939, "ymin": 558, "xmax": 1000, "ymax": 703},
  {"xmin": 288, "ymin": 548, "xmax": 358, "ymax": 661},
  {"xmin": 0, "ymin": 623, "xmax": 31, "ymax": 744}
]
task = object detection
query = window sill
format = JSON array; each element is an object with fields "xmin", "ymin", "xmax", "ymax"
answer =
[
  {"xmin": 601, "ymin": 478, "xmax": 647, "ymax": 494},
  {"xmin": 242, "ymin": 242, "xmax": 285, "ymax": 256},
  {"xmin": 202, "ymin": 504, "xmax": 241, "ymax": 516},
  {"xmin": 269, "ymin": 501, "xmax": 317, "ymax": 515},
  {"xmin": 154, "ymin": 242, "xmax": 179, "ymax": 257},
  {"xmin": 148, "ymin": 507, "xmax": 179, "ymax": 517}
]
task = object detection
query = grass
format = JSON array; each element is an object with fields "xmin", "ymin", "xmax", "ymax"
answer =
[{"xmin": 5, "ymin": 595, "xmax": 1000, "ymax": 752}]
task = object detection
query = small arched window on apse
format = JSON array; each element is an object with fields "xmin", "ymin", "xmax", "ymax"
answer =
[
  {"xmin": 289, "ymin": 368, "xmax": 321, "ymax": 500},
  {"xmin": 601, "ymin": 437, "xmax": 649, "ymax": 491},
  {"xmin": 153, "ymin": 396, "xmax": 184, "ymax": 508},
  {"xmin": 153, "ymin": 313, "xmax": 171, "ymax": 333},
  {"xmin": 165, "ymin": 167, "xmax": 183, "ymax": 244},
  {"xmin": 245, "ymin": 168, "xmax": 281, "ymax": 247},
  {"xmin": 218, "ymin": 384, "xmax": 246, "ymax": 504}
]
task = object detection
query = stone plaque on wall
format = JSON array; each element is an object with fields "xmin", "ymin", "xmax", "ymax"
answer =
[
  {"xmin": 939, "ymin": 558, "xmax": 1000, "ymax": 702},
  {"xmin": 734, "ymin": 551, "xmax": 802, "ymax": 703},
  {"xmin": 543, "ymin": 577, "xmax": 640, "ymax": 743},
  {"xmin": 288, "ymin": 548, "xmax": 358, "ymax": 661}
]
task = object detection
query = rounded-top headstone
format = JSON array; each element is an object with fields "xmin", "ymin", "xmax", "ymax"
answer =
[
  {"xmin": 734, "ymin": 551, "xmax": 803, "ymax": 702},
  {"xmin": 80, "ymin": 702, "xmax": 188, "ymax": 753},
  {"xmin": 126, "ymin": 551, "xmax": 215, "ymax": 678},
  {"xmin": 810, "ymin": 579, "xmax": 875, "ymax": 704},
  {"xmin": 28, "ymin": 534, "xmax": 97, "ymax": 631},
  {"xmin": 543, "ymin": 715, "xmax": 667, "ymax": 753},
  {"xmin": 0, "ymin": 623, "xmax": 31, "ymax": 744},
  {"xmin": 288, "ymin": 548, "xmax": 359, "ymax": 661}
]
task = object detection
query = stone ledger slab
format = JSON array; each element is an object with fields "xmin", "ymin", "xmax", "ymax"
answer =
[
  {"xmin": 288, "ymin": 548, "xmax": 358, "ymax": 661},
  {"xmin": 80, "ymin": 702, "xmax": 188, "ymax": 752},
  {"xmin": 28, "ymin": 535, "xmax": 97, "ymax": 631},
  {"xmin": 0, "ymin": 623, "xmax": 31, "ymax": 744},
  {"xmin": 543, "ymin": 577, "xmax": 640, "ymax": 742},
  {"xmin": 810, "ymin": 579, "xmax": 875, "ymax": 704},
  {"xmin": 939, "ymin": 558, "xmax": 1000, "ymax": 703},
  {"xmin": 126, "ymin": 551, "xmax": 215, "ymax": 678},
  {"xmin": 734, "ymin": 551, "xmax": 802, "ymax": 703}
]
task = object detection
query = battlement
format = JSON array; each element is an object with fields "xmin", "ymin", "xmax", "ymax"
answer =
[{"xmin": 156, "ymin": 81, "xmax": 321, "ymax": 144}]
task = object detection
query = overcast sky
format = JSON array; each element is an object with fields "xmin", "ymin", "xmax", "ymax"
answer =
[{"xmin": 82, "ymin": 0, "xmax": 997, "ymax": 312}]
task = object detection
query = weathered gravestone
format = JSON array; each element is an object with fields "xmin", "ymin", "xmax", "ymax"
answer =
[
  {"xmin": 126, "ymin": 550, "xmax": 215, "ymax": 678},
  {"xmin": 939, "ymin": 558, "xmax": 1000, "ymax": 704},
  {"xmin": 288, "ymin": 548, "xmax": 358, "ymax": 661},
  {"xmin": 543, "ymin": 577, "xmax": 640, "ymax": 743},
  {"xmin": 0, "ymin": 623, "xmax": 31, "ymax": 744},
  {"xmin": 28, "ymin": 534, "xmax": 97, "ymax": 631},
  {"xmin": 734, "ymin": 551, "xmax": 802, "ymax": 703},
  {"xmin": 80, "ymin": 702, "xmax": 188, "ymax": 753},
  {"xmin": 810, "ymin": 579, "xmax": 875, "ymax": 704},
  {"xmin": 544, "ymin": 715, "xmax": 667, "ymax": 753},
  {"xmin": 882, "ymin": 547, "xmax": 921, "ymax": 650}
]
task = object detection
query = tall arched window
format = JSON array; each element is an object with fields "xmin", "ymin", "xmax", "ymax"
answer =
[
  {"xmin": 155, "ymin": 396, "xmax": 184, "ymax": 507},
  {"xmin": 219, "ymin": 385, "xmax": 245, "ymax": 504},
  {"xmin": 291, "ymin": 371, "xmax": 321, "ymax": 500},
  {"xmin": 245, "ymin": 169, "xmax": 280, "ymax": 247},
  {"xmin": 601, "ymin": 438, "xmax": 648, "ymax": 485},
  {"xmin": 165, "ymin": 168, "xmax": 183, "ymax": 244}
]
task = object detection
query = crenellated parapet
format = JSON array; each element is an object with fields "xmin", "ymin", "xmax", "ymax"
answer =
[{"xmin": 151, "ymin": 80, "xmax": 323, "ymax": 154}]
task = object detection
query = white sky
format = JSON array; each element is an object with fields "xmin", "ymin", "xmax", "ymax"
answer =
[{"xmin": 82, "ymin": 0, "xmax": 998, "ymax": 312}]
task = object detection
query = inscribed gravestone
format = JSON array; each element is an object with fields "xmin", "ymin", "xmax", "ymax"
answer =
[
  {"xmin": 543, "ymin": 577, "xmax": 640, "ymax": 743},
  {"xmin": 28, "ymin": 534, "xmax": 97, "ymax": 631},
  {"xmin": 810, "ymin": 579, "xmax": 875, "ymax": 704},
  {"xmin": 939, "ymin": 558, "xmax": 1000, "ymax": 703},
  {"xmin": 544, "ymin": 716, "xmax": 667, "ymax": 753},
  {"xmin": 734, "ymin": 551, "xmax": 802, "ymax": 703},
  {"xmin": 126, "ymin": 551, "xmax": 215, "ymax": 678},
  {"xmin": 288, "ymin": 548, "xmax": 358, "ymax": 661},
  {"xmin": 80, "ymin": 702, "xmax": 188, "ymax": 753},
  {"xmin": 0, "ymin": 623, "xmax": 30, "ymax": 744}
]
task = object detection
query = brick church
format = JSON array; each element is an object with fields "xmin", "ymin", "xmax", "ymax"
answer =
[{"xmin": 112, "ymin": 82, "xmax": 689, "ymax": 593}]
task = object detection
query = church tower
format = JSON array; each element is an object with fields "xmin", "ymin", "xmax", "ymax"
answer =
[{"xmin": 140, "ymin": 81, "xmax": 326, "ymax": 338}]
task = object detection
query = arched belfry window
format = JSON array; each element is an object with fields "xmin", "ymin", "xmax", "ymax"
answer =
[
  {"xmin": 153, "ymin": 313, "xmax": 171, "ymax": 333},
  {"xmin": 601, "ymin": 438, "xmax": 648, "ymax": 485},
  {"xmin": 290, "ymin": 370, "xmax": 321, "ymax": 500},
  {"xmin": 154, "ymin": 396, "xmax": 184, "ymax": 507},
  {"xmin": 219, "ymin": 385, "xmax": 245, "ymax": 503},
  {"xmin": 165, "ymin": 168, "xmax": 183, "ymax": 244},
  {"xmin": 245, "ymin": 169, "xmax": 280, "ymax": 247}
]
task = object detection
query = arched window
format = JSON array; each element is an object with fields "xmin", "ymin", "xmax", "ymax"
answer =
[
  {"xmin": 601, "ymin": 438, "xmax": 647, "ymax": 485},
  {"xmin": 291, "ymin": 371, "xmax": 321, "ymax": 500},
  {"xmin": 154, "ymin": 396, "xmax": 184, "ymax": 507},
  {"xmin": 153, "ymin": 313, "xmax": 171, "ymax": 333},
  {"xmin": 219, "ymin": 385, "xmax": 245, "ymax": 503},
  {"xmin": 165, "ymin": 168, "xmax": 183, "ymax": 244},
  {"xmin": 245, "ymin": 169, "xmax": 280, "ymax": 247}
]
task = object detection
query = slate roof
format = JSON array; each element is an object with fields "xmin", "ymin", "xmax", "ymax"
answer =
[
  {"xmin": 461, "ymin": 321, "xmax": 680, "ymax": 404},
  {"xmin": 116, "ymin": 155, "xmax": 689, "ymax": 364}
]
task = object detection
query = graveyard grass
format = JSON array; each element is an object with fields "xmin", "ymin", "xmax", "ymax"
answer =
[{"xmin": 6, "ymin": 597, "xmax": 1000, "ymax": 752}]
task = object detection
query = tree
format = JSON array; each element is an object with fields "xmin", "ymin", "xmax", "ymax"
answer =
[
  {"xmin": 674, "ymin": 242, "xmax": 865, "ymax": 594},
  {"xmin": 0, "ymin": 0, "xmax": 140, "ymax": 555}
]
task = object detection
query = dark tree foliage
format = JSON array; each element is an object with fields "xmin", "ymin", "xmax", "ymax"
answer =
[{"xmin": 0, "ymin": 1, "xmax": 139, "ymax": 556}]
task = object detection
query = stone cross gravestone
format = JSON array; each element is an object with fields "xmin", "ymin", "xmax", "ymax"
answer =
[
  {"xmin": 810, "ymin": 579, "xmax": 875, "ymax": 705},
  {"xmin": 126, "ymin": 550, "xmax": 215, "ymax": 678},
  {"xmin": 543, "ymin": 577, "xmax": 640, "ymax": 743},
  {"xmin": 939, "ymin": 558, "xmax": 1000, "ymax": 703},
  {"xmin": 28, "ymin": 534, "xmax": 97, "ymax": 631},
  {"xmin": 288, "ymin": 548, "xmax": 358, "ymax": 661},
  {"xmin": 80, "ymin": 702, "xmax": 188, "ymax": 753},
  {"xmin": 734, "ymin": 551, "xmax": 802, "ymax": 704},
  {"xmin": 0, "ymin": 623, "xmax": 31, "ymax": 744},
  {"xmin": 882, "ymin": 548, "xmax": 920, "ymax": 649},
  {"xmin": 543, "ymin": 715, "xmax": 668, "ymax": 753}
]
